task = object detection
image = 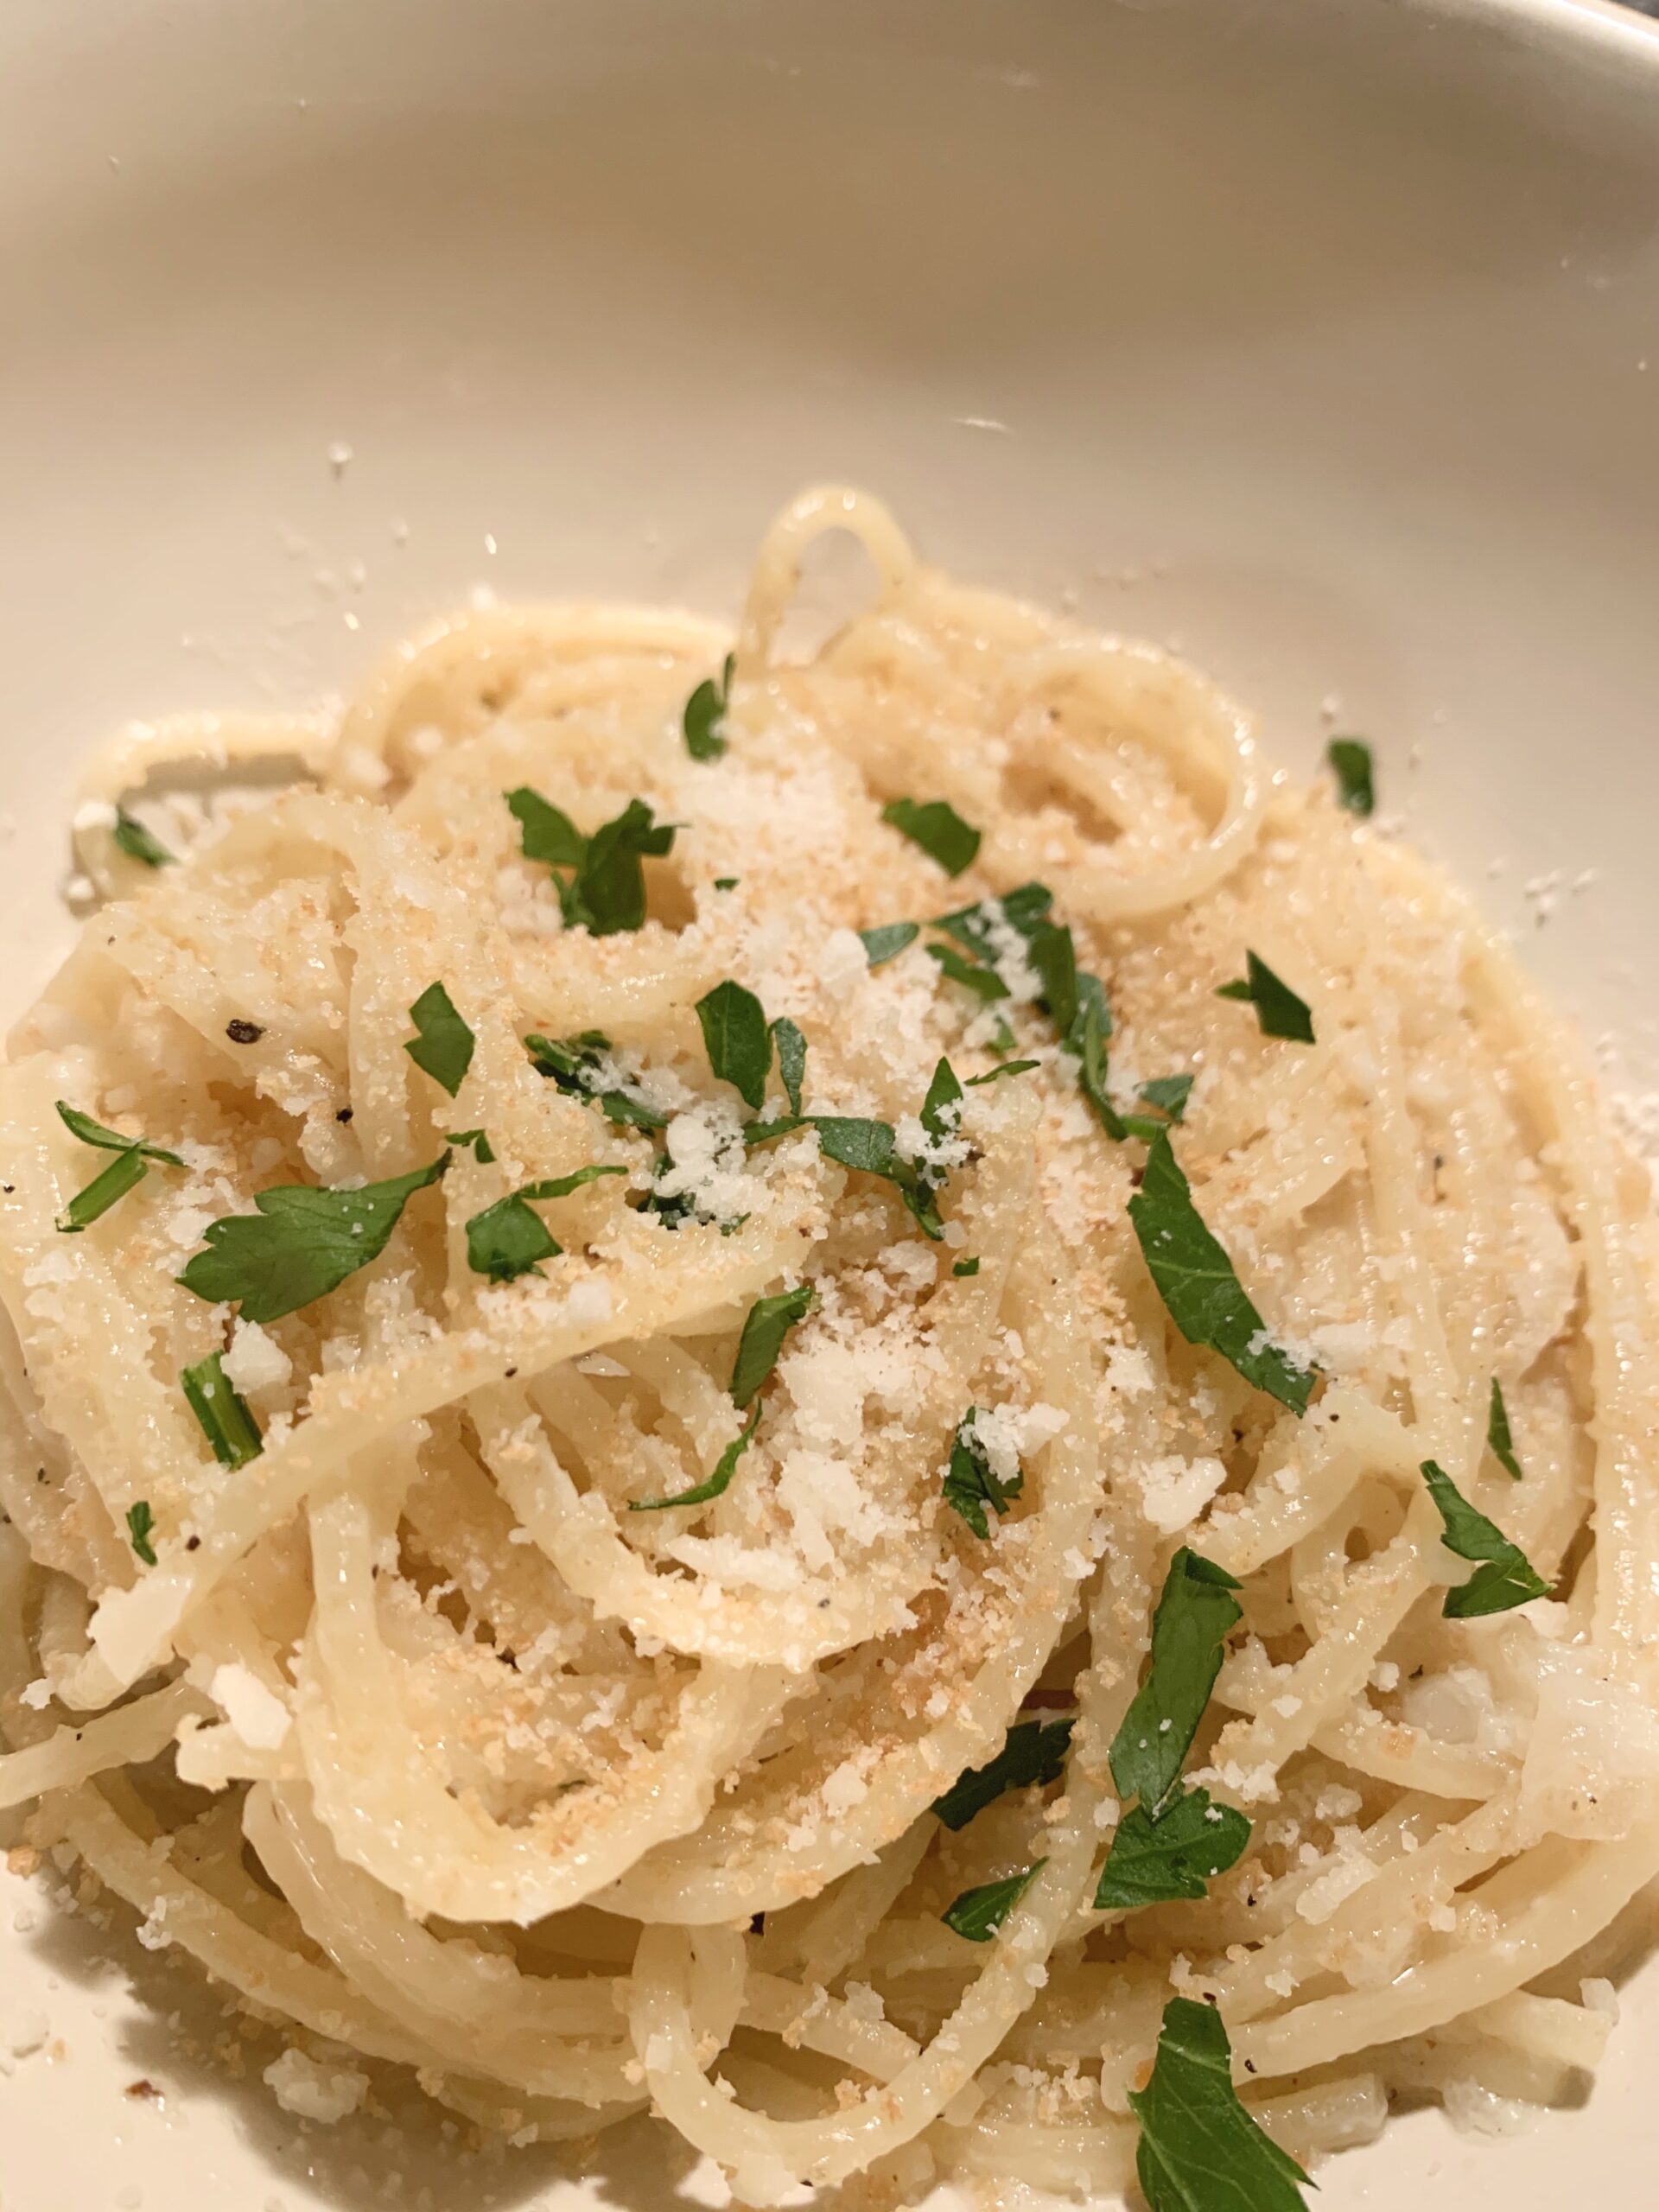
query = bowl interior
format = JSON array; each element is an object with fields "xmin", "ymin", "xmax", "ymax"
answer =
[{"xmin": 2, "ymin": 1, "xmax": 1658, "ymax": 2206}]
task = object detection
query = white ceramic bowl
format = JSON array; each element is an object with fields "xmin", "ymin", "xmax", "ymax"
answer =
[{"xmin": 3, "ymin": 3, "xmax": 1657, "ymax": 2206}]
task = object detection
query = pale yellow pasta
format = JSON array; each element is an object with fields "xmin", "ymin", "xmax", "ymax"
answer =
[{"xmin": 0, "ymin": 487, "xmax": 1654, "ymax": 2203}]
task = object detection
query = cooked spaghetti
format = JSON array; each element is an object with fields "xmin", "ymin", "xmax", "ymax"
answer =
[{"xmin": 1, "ymin": 486, "xmax": 1656, "ymax": 2205}]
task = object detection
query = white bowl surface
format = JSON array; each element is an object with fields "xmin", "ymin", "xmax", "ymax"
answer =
[{"xmin": 2, "ymin": 3, "xmax": 1658, "ymax": 2207}]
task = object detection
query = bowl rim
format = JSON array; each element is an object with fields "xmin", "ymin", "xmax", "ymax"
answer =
[{"xmin": 1445, "ymin": 0, "xmax": 1659, "ymax": 59}]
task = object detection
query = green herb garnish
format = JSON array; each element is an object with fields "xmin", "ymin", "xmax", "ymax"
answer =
[
  {"xmin": 941, "ymin": 1859, "xmax": 1046, "ymax": 1942},
  {"xmin": 1327, "ymin": 736, "xmax": 1376, "ymax": 817},
  {"xmin": 467, "ymin": 1163, "xmax": 626, "ymax": 1282},
  {"xmin": 600, "ymin": 1091, "xmax": 670, "ymax": 1131},
  {"xmin": 177, "ymin": 1157, "xmax": 448, "ymax": 1324},
  {"xmin": 506, "ymin": 789, "xmax": 676, "ymax": 935},
  {"xmin": 771, "ymin": 1017, "xmax": 806, "ymax": 1117},
  {"xmin": 931, "ymin": 881, "xmax": 1053, "ymax": 963},
  {"xmin": 445, "ymin": 1128, "xmax": 497, "ymax": 1164},
  {"xmin": 524, "ymin": 1030, "xmax": 612, "ymax": 1084},
  {"xmin": 713, "ymin": 875, "xmax": 740, "ymax": 892},
  {"xmin": 1093, "ymin": 1547, "xmax": 1253, "ymax": 1910},
  {"xmin": 113, "ymin": 808, "xmax": 175, "ymax": 868},
  {"xmin": 1421, "ymin": 1460, "xmax": 1551, "ymax": 1617},
  {"xmin": 730, "ymin": 1285, "xmax": 815, "ymax": 1408},
  {"xmin": 858, "ymin": 922, "xmax": 919, "ymax": 968},
  {"xmin": 933, "ymin": 1717, "xmax": 1073, "ymax": 1831},
  {"xmin": 126, "ymin": 1500, "xmax": 158, "ymax": 1567},
  {"xmin": 881, "ymin": 798, "xmax": 981, "ymax": 878},
  {"xmin": 1094, "ymin": 1789, "xmax": 1251, "ymax": 1910},
  {"xmin": 926, "ymin": 941, "xmax": 1010, "ymax": 1001},
  {"xmin": 1129, "ymin": 1997, "xmax": 1311, "ymax": 2212},
  {"xmin": 952, "ymin": 1256, "xmax": 980, "ymax": 1277},
  {"xmin": 1109, "ymin": 1548, "xmax": 1242, "ymax": 1820},
  {"xmin": 683, "ymin": 652, "xmax": 735, "ymax": 761},
  {"xmin": 505, "ymin": 786, "xmax": 587, "ymax": 868},
  {"xmin": 1487, "ymin": 1378, "xmax": 1523, "ymax": 1481},
  {"xmin": 696, "ymin": 980, "xmax": 772, "ymax": 1111},
  {"xmin": 524, "ymin": 1031, "xmax": 668, "ymax": 1130},
  {"xmin": 465, "ymin": 1194, "xmax": 558, "ymax": 1282},
  {"xmin": 1025, "ymin": 923, "xmax": 1077, "ymax": 1033},
  {"xmin": 1138, "ymin": 1074, "xmax": 1194, "ymax": 1123},
  {"xmin": 1128, "ymin": 1131, "xmax": 1315, "ymax": 1415},
  {"xmin": 630, "ymin": 1404, "xmax": 760, "ymax": 1511},
  {"xmin": 181, "ymin": 1352, "xmax": 263, "ymax": 1471},
  {"xmin": 54, "ymin": 1099, "xmax": 185, "ymax": 1233},
  {"xmin": 1216, "ymin": 952, "xmax": 1315, "ymax": 1044},
  {"xmin": 942, "ymin": 1408, "xmax": 1023, "ymax": 1539},
  {"xmin": 746, "ymin": 1065, "xmax": 963, "ymax": 1240},
  {"xmin": 966, "ymin": 1058, "xmax": 1039, "ymax": 1087},
  {"xmin": 404, "ymin": 982, "xmax": 474, "ymax": 1098},
  {"xmin": 1073, "ymin": 989, "xmax": 1129, "ymax": 1141}
]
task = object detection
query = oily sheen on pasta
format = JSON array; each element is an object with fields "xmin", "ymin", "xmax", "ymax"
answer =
[{"xmin": 1, "ymin": 486, "xmax": 1657, "ymax": 2207}]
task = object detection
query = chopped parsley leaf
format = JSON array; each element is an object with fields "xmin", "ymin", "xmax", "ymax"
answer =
[
  {"xmin": 1137, "ymin": 1073, "xmax": 1194, "ymax": 1123},
  {"xmin": 1094, "ymin": 1788, "xmax": 1251, "ymax": 1911},
  {"xmin": 713, "ymin": 875, "xmax": 740, "ymax": 891},
  {"xmin": 1025, "ymin": 918, "xmax": 1080, "ymax": 1034},
  {"xmin": 524, "ymin": 1031, "xmax": 612, "ymax": 1084},
  {"xmin": 600, "ymin": 1090, "xmax": 670, "ymax": 1132},
  {"xmin": 771, "ymin": 1017, "xmax": 806, "ymax": 1117},
  {"xmin": 56, "ymin": 1146, "xmax": 149, "ymax": 1233},
  {"xmin": 113, "ymin": 808, "xmax": 175, "ymax": 868},
  {"xmin": 942, "ymin": 1408, "xmax": 1023, "ymax": 1539},
  {"xmin": 1487, "ymin": 1377, "xmax": 1524, "ymax": 1481},
  {"xmin": 931, "ymin": 881, "xmax": 1053, "ymax": 963},
  {"xmin": 466, "ymin": 1193, "xmax": 559, "ymax": 1282},
  {"xmin": 747, "ymin": 1064, "xmax": 963, "ymax": 1239},
  {"xmin": 445, "ymin": 1128, "xmax": 497, "ymax": 1164},
  {"xmin": 54, "ymin": 1099, "xmax": 185, "ymax": 1233},
  {"xmin": 1109, "ymin": 1547, "xmax": 1243, "ymax": 1821},
  {"xmin": 941, "ymin": 1859, "xmax": 1046, "ymax": 1942},
  {"xmin": 933, "ymin": 1716, "xmax": 1072, "ymax": 1830},
  {"xmin": 1130, "ymin": 1997, "xmax": 1311, "ymax": 2212},
  {"xmin": 466, "ymin": 1165, "xmax": 626, "ymax": 1279},
  {"xmin": 858, "ymin": 921, "xmax": 919, "ymax": 967},
  {"xmin": 1327, "ymin": 736, "xmax": 1376, "ymax": 817},
  {"xmin": 506, "ymin": 789, "xmax": 676, "ymax": 935},
  {"xmin": 696, "ymin": 980, "xmax": 772, "ymax": 1110},
  {"xmin": 55, "ymin": 1102, "xmax": 183, "ymax": 1162},
  {"xmin": 730, "ymin": 1285, "xmax": 815, "ymax": 1408},
  {"xmin": 881, "ymin": 797, "xmax": 982, "ymax": 877},
  {"xmin": 404, "ymin": 982, "xmax": 474, "ymax": 1098},
  {"xmin": 181, "ymin": 1352, "xmax": 263, "ymax": 1470},
  {"xmin": 125, "ymin": 1500, "xmax": 158, "ymax": 1567},
  {"xmin": 630, "ymin": 1403, "xmax": 761, "ymax": 1511},
  {"xmin": 965, "ymin": 1058, "xmax": 1039, "ymax": 1086},
  {"xmin": 683, "ymin": 652, "xmax": 735, "ymax": 761},
  {"xmin": 1128, "ymin": 1130, "xmax": 1316, "ymax": 1415},
  {"xmin": 952, "ymin": 1256, "xmax": 980, "ymax": 1277},
  {"xmin": 177, "ymin": 1156, "xmax": 448, "ymax": 1324},
  {"xmin": 1216, "ymin": 951, "xmax": 1315, "ymax": 1044},
  {"xmin": 1073, "ymin": 989, "xmax": 1128, "ymax": 1141},
  {"xmin": 926, "ymin": 940, "xmax": 1010, "ymax": 1001},
  {"xmin": 505, "ymin": 785, "xmax": 587, "ymax": 869},
  {"xmin": 1421, "ymin": 1459, "xmax": 1552, "ymax": 1617}
]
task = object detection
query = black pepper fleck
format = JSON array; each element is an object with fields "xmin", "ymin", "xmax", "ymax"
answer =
[
  {"xmin": 335, "ymin": 1105, "xmax": 354, "ymax": 1123},
  {"xmin": 226, "ymin": 1019, "xmax": 264, "ymax": 1045}
]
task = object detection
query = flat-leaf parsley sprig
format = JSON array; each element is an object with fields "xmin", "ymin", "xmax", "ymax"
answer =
[{"xmin": 178, "ymin": 1157, "xmax": 449, "ymax": 1324}]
